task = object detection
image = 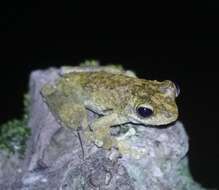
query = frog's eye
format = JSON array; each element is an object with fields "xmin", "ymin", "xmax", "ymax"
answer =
[{"xmin": 136, "ymin": 106, "xmax": 153, "ymax": 118}]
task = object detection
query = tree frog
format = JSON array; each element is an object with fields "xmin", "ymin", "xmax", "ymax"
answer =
[{"xmin": 41, "ymin": 65, "xmax": 179, "ymax": 150}]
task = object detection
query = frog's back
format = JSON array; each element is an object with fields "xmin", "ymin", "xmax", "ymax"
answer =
[
  {"xmin": 62, "ymin": 71, "xmax": 138, "ymax": 90},
  {"xmin": 60, "ymin": 71, "xmax": 141, "ymax": 109}
]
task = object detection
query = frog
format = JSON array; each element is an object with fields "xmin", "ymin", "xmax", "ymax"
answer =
[{"xmin": 41, "ymin": 65, "xmax": 180, "ymax": 151}]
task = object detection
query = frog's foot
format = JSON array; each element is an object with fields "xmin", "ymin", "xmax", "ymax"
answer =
[
  {"xmin": 94, "ymin": 136, "xmax": 115, "ymax": 150},
  {"xmin": 85, "ymin": 129, "xmax": 115, "ymax": 150},
  {"xmin": 94, "ymin": 135, "xmax": 115, "ymax": 150},
  {"xmin": 94, "ymin": 126, "xmax": 115, "ymax": 149},
  {"xmin": 87, "ymin": 113, "xmax": 124, "ymax": 149}
]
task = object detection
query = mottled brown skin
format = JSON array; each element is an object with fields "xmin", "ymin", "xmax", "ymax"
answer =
[{"xmin": 41, "ymin": 70, "xmax": 179, "ymax": 149}]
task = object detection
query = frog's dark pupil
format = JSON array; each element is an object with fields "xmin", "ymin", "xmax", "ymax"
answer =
[{"xmin": 137, "ymin": 107, "xmax": 153, "ymax": 118}]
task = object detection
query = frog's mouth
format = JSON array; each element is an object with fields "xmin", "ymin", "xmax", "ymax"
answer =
[
  {"xmin": 110, "ymin": 121, "xmax": 177, "ymax": 137},
  {"xmin": 129, "ymin": 114, "xmax": 178, "ymax": 127}
]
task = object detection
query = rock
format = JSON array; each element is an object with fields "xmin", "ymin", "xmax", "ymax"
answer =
[{"xmin": 0, "ymin": 67, "xmax": 208, "ymax": 190}]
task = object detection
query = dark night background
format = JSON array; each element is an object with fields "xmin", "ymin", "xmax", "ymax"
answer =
[{"xmin": 0, "ymin": 1, "xmax": 219, "ymax": 189}]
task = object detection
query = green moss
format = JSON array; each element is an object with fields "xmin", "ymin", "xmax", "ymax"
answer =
[
  {"xmin": 0, "ymin": 94, "xmax": 31, "ymax": 155},
  {"xmin": 79, "ymin": 60, "xmax": 123, "ymax": 70},
  {"xmin": 80, "ymin": 60, "xmax": 100, "ymax": 67}
]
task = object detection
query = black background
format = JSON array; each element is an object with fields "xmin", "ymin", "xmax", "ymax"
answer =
[{"xmin": 0, "ymin": 1, "xmax": 219, "ymax": 189}]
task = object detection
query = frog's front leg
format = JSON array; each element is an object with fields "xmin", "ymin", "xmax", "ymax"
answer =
[{"xmin": 87, "ymin": 113, "xmax": 125, "ymax": 149}]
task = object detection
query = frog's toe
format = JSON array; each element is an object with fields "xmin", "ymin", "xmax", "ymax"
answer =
[
  {"xmin": 93, "ymin": 136, "xmax": 113, "ymax": 149},
  {"xmin": 94, "ymin": 139, "xmax": 104, "ymax": 147},
  {"xmin": 102, "ymin": 137, "xmax": 114, "ymax": 150}
]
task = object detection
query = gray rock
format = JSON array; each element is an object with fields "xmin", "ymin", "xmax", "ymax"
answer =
[{"xmin": 0, "ymin": 67, "xmax": 208, "ymax": 190}]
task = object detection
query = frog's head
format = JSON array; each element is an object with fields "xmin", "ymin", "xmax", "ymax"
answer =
[{"xmin": 129, "ymin": 80, "xmax": 180, "ymax": 126}]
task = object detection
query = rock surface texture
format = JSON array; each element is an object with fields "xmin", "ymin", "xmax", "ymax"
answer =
[{"xmin": 0, "ymin": 68, "xmax": 208, "ymax": 190}]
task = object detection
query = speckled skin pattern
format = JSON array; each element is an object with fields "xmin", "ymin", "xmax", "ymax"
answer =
[{"xmin": 41, "ymin": 68, "xmax": 179, "ymax": 149}]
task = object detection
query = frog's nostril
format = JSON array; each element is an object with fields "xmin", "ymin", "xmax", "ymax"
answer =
[{"xmin": 164, "ymin": 111, "xmax": 172, "ymax": 118}]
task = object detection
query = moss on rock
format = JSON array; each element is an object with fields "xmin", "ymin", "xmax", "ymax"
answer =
[{"xmin": 0, "ymin": 94, "xmax": 31, "ymax": 155}]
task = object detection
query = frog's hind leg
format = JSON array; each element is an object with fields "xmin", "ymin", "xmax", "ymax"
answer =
[
  {"xmin": 41, "ymin": 85, "xmax": 88, "ymax": 158},
  {"xmin": 56, "ymin": 102, "xmax": 89, "ymax": 159},
  {"xmin": 41, "ymin": 84, "xmax": 88, "ymax": 130}
]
